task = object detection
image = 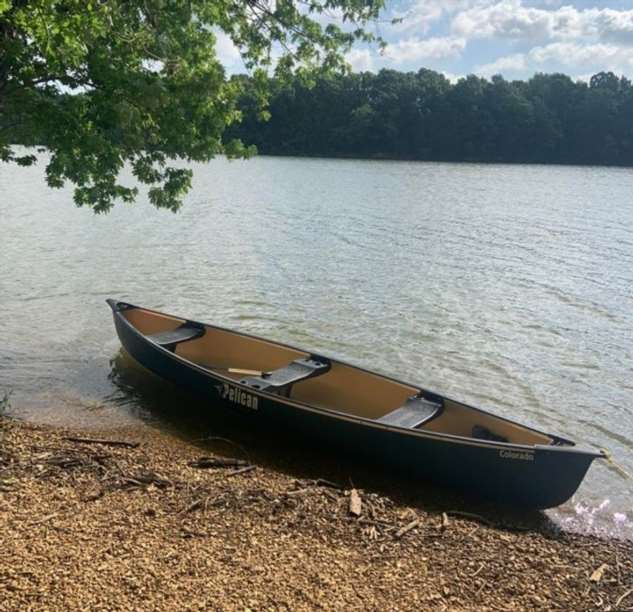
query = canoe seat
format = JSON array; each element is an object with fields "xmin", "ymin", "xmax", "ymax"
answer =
[
  {"xmin": 240, "ymin": 356, "xmax": 330, "ymax": 396},
  {"xmin": 377, "ymin": 395, "xmax": 441, "ymax": 429},
  {"xmin": 146, "ymin": 324, "xmax": 205, "ymax": 351}
]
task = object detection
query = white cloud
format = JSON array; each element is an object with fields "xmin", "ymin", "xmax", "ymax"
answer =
[
  {"xmin": 529, "ymin": 41, "xmax": 633, "ymax": 70},
  {"xmin": 385, "ymin": 36, "xmax": 466, "ymax": 63},
  {"xmin": 526, "ymin": 0, "xmax": 564, "ymax": 6},
  {"xmin": 441, "ymin": 70, "xmax": 464, "ymax": 83},
  {"xmin": 475, "ymin": 42, "xmax": 633, "ymax": 80},
  {"xmin": 214, "ymin": 30, "xmax": 242, "ymax": 67},
  {"xmin": 390, "ymin": 0, "xmax": 474, "ymax": 34},
  {"xmin": 476, "ymin": 53, "xmax": 527, "ymax": 77},
  {"xmin": 211, "ymin": 1, "xmax": 633, "ymax": 79},
  {"xmin": 589, "ymin": 11, "xmax": 633, "ymax": 46},
  {"xmin": 451, "ymin": 1, "xmax": 633, "ymax": 46},
  {"xmin": 453, "ymin": 1, "xmax": 567, "ymax": 40},
  {"xmin": 346, "ymin": 49, "xmax": 375, "ymax": 72}
]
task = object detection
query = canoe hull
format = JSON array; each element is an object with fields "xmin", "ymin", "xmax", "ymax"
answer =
[{"xmin": 111, "ymin": 305, "xmax": 597, "ymax": 509}]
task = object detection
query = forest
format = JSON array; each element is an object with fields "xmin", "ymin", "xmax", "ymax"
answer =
[{"xmin": 226, "ymin": 69, "xmax": 633, "ymax": 166}]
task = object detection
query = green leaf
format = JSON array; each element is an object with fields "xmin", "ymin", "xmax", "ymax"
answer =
[{"xmin": 1, "ymin": 0, "xmax": 386, "ymax": 212}]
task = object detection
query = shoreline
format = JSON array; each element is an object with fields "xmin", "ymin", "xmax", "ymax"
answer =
[
  {"xmin": 1, "ymin": 416, "xmax": 632, "ymax": 610},
  {"xmin": 253, "ymin": 152, "xmax": 633, "ymax": 171}
]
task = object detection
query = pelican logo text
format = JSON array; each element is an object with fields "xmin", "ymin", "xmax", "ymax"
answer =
[
  {"xmin": 499, "ymin": 450, "xmax": 534, "ymax": 461},
  {"xmin": 220, "ymin": 383, "xmax": 258, "ymax": 411}
]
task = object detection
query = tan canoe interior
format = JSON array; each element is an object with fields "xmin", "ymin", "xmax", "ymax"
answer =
[{"xmin": 123, "ymin": 308, "xmax": 554, "ymax": 446}]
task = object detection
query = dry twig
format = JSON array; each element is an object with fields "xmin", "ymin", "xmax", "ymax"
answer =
[
  {"xmin": 446, "ymin": 510, "xmax": 494, "ymax": 527},
  {"xmin": 615, "ymin": 588, "xmax": 633, "ymax": 609},
  {"xmin": 63, "ymin": 436, "xmax": 139, "ymax": 449},
  {"xmin": 312, "ymin": 478, "xmax": 343, "ymax": 490},
  {"xmin": 226, "ymin": 465, "xmax": 256, "ymax": 478},
  {"xmin": 441, "ymin": 512, "xmax": 450, "ymax": 530},
  {"xmin": 188, "ymin": 456, "xmax": 249, "ymax": 469},
  {"xmin": 395, "ymin": 518, "xmax": 420, "ymax": 539}
]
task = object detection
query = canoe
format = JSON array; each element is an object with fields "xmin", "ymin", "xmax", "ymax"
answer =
[{"xmin": 107, "ymin": 299, "xmax": 604, "ymax": 509}]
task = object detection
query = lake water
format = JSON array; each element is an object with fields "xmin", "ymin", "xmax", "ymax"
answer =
[{"xmin": 1, "ymin": 153, "xmax": 632, "ymax": 536}]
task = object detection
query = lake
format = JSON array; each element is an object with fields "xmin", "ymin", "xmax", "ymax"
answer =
[{"xmin": 1, "ymin": 153, "xmax": 632, "ymax": 536}]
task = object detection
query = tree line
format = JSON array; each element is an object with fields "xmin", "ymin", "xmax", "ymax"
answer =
[{"xmin": 226, "ymin": 69, "xmax": 633, "ymax": 166}]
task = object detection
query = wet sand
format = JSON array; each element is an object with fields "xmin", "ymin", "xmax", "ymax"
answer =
[{"xmin": 1, "ymin": 416, "xmax": 631, "ymax": 611}]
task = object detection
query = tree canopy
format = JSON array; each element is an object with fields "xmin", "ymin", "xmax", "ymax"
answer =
[
  {"xmin": 227, "ymin": 69, "xmax": 633, "ymax": 167},
  {"xmin": 0, "ymin": 0, "xmax": 384, "ymax": 212}
]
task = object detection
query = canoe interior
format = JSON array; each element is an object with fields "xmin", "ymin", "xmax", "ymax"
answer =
[{"xmin": 122, "ymin": 307, "xmax": 556, "ymax": 447}]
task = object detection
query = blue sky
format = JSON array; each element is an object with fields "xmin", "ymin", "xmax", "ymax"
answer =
[{"xmin": 216, "ymin": 1, "xmax": 633, "ymax": 81}]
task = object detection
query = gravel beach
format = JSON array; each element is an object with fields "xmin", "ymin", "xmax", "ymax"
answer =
[{"xmin": 1, "ymin": 416, "xmax": 631, "ymax": 611}]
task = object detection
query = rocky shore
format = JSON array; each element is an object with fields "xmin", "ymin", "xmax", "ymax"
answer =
[{"xmin": 1, "ymin": 417, "xmax": 631, "ymax": 611}]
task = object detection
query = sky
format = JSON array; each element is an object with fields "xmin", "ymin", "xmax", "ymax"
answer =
[{"xmin": 216, "ymin": 0, "xmax": 633, "ymax": 81}]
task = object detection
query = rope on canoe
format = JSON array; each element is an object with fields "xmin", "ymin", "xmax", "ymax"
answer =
[{"xmin": 601, "ymin": 448, "xmax": 631, "ymax": 480}]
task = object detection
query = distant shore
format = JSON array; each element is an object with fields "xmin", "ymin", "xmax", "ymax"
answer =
[
  {"xmin": 255, "ymin": 151, "xmax": 633, "ymax": 170},
  {"xmin": 226, "ymin": 70, "xmax": 633, "ymax": 170},
  {"xmin": 1, "ymin": 416, "xmax": 632, "ymax": 610}
]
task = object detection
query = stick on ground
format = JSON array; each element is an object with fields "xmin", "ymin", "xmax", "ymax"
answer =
[{"xmin": 64, "ymin": 436, "xmax": 140, "ymax": 449}]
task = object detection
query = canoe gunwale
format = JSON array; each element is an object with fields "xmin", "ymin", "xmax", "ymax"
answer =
[{"xmin": 107, "ymin": 299, "xmax": 604, "ymax": 461}]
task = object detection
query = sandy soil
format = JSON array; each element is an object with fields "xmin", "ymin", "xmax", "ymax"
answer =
[{"xmin": 1, "ymin": 417, "xmax": 631, "ymax": 611}]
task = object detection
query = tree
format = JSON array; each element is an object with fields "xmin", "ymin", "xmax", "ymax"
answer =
[
  {"xmin": 0, "ymin": 0, "xmax": 384, "ymax": 212},
  {"xmin": 228, "ymin": 68, "xmax": 633, "ymax": 167}
]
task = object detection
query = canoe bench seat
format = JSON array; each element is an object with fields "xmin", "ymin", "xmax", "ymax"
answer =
[
  {"xmin": 146, "ymin": 324, "xmax": 205, "ymax": 351},
  {"xmin": 377, "ymin": 395, "xmax": 442, "ymax": 429},
  {"xmin": 240, "ymin": 356, "xmax": 330, "ymax": 396}
]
